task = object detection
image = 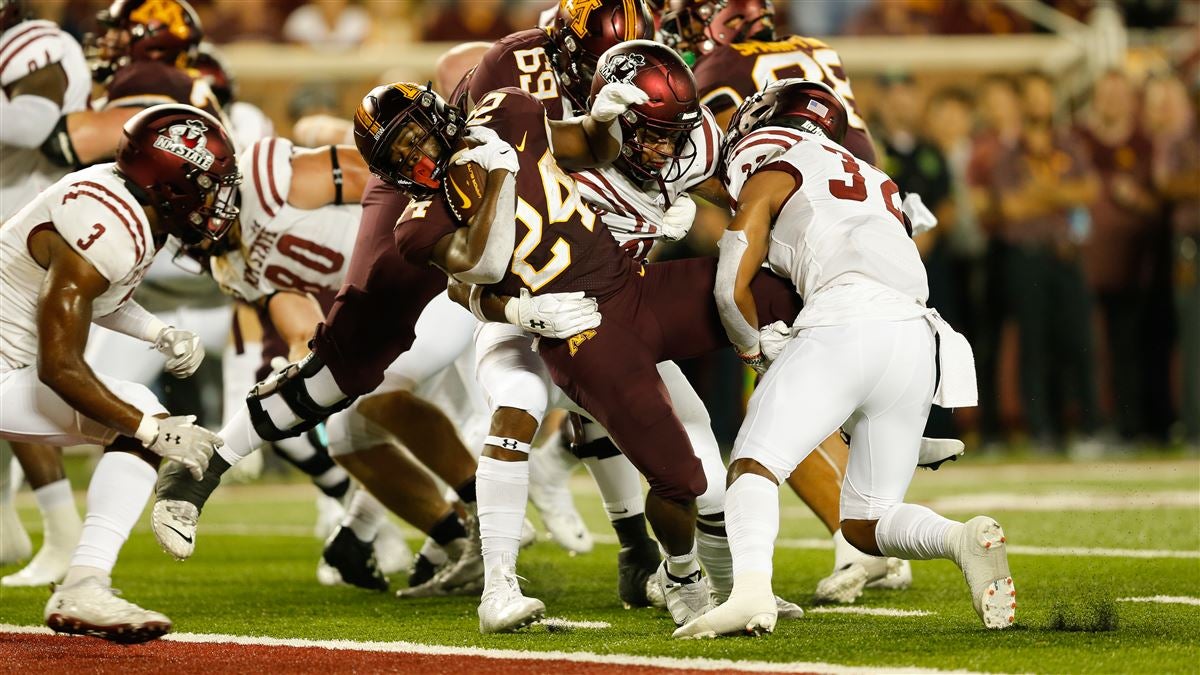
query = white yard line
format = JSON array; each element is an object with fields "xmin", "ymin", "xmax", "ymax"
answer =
[
  {"xmin": 807, "ymin": 607, "xmax": 935, "ymax": 617},
  {"xmin": 538, "ymin": 617, "xmax": 611, "ymax": 629},
  {"xmin": 0, "ymin": 623, "xmax": 984, "ymax": 674},
  {"xmin": 1118, "ymin": 596, "xmax": 1200, "ymax": 606}
]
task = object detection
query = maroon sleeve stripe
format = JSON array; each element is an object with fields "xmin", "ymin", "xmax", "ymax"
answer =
[
  {"xmin": 265, "ymin": 137, "xmax": 284, "ymax": 210},
  {"xmin": 0, "ymin": 28, "xmax": 58, "ymax": 75},
  {"xmin": 251, "ymin": 139, "xmax": 276, "ymax": 218},
  {"xmin": 701, "ymin": 110, "xmax": 718, "ymax": 176},
  {"xmin": 590, "ymin": 171, "xmax": 650, "ymax": 234},
  {"xmin": 74, "ymin": 181, "xmax": 146, "ymax": 260}
]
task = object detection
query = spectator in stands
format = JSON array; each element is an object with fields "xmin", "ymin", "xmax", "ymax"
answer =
[
  {"xmin": 421, "ymin": 0, "xmax": 516, "ymax": 42},
  {"xmin": 202, "ymin": 0, "xmax": 285, "ymax": 44},
  {"xmin": 283, "ymin": 0, "xmax": 370, "ymax": 50},
  {"xmin": 1076, "ymin": 69, "xmax": 1166, "ymax": 444},
  {"xmin": 978, "ymin": 73, "xmax": 1101, "ymax": 451},
  {"xmin": 1144, "ymin": 73, "xmax": 1200, "ymax": 447}
]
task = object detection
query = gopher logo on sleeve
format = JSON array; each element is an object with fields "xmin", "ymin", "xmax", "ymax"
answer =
[
  {"xmin": 598, "ymin": 53, "xmax": 645, "ymax": 85},
  {"xmin": 153, "ymin": 119, "xmax": 215, "ymax": 170}
]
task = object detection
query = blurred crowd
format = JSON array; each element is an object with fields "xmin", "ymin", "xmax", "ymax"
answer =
[{"xmin": 37, "ymin": 0, "xmax": 1198, "ymax": 47}]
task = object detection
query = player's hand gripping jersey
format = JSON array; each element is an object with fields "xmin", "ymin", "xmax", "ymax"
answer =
[
  {"xmin": 724, "ymin": 126, "xmax": 928, "ymax": 328},
  {"xmin": 395, "ymin": 87, "xmax": 634, "ymax": 301},
  {"xmin": 693, "ymin": 35, "xmax": 874, "ymax": 163},
  {"xmin": 212, "ymin": 137, "xmax": 360, "ymax": 304},
  {"xmin": 0, "ymin": 164, "xmax": 157, "ymax": 370}
]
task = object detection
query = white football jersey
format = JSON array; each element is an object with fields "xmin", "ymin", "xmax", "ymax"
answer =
[
  {"xmin": 0, "ymin": 20, "xmax": 91, "ymax": 221},
  {"xmin": 725, "ymin": 127, "xmax": 928, "ymax": 328},
  {"xmin": 0, "ymin": 164, "xmax": 157, "ymax": 370},
  {"xmin": 227, "ymin": 100, "xmax": 275, "ymax": 151},
  {"xmin": 211, "ymin": 137, "xmax": 360, "ymax": 303},
  {"xmin": 573, "ymin": 106, "xmax": 721, "ymax": 260}
]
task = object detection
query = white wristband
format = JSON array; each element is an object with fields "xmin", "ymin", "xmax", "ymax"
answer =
[
  {"xmin": 468, "ymin": 284, "xmax": 488, "ymax": 322},
  {"xmin": 503, "ymin": 297, "xmax": 521, "ymax": 326},
  {"xmin": 133, "ymin": 414, "xmax": 159, "ymax": 446}
]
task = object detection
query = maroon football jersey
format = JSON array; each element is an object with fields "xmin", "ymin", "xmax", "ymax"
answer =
[
  {"xmin": 393, "ymin": 87, "xmax": 634, "ymax": 301},
  {"xmin": 103, "ymin": 60, "xmax": 221, "ymax": 117},
  {"xmin": 464, "ymin": 28, "xmax": 570, "ymax": 120},
  {"xmin": 693, "ymin": 34, "xmax": 875, "ymax": 163}
]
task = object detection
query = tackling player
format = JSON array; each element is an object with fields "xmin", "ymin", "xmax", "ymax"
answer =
[{"xmin": 0, "ymin": 104, "xmax": 240, "ymax": 642}]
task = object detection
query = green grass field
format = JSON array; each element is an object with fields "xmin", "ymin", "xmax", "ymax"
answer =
[{"xmin": 2, "ymin": 455, "xmax": 1198, "ymax": 673}]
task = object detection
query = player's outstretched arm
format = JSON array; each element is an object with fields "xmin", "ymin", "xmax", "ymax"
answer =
[
  {"xmin": 550, "ymin": 82, "xmax": 648, "ymax": 171},
  {"xmin": 0, "ymin": 62, "xmax": 67, "ymax": 149},
  {"xmin": 714, "ymin": 170, "xmax": 795, "ymax": 372},
  {"xmin": 42, "ymin": 107, "xmax": 140, "ymax": 169},
  {"xmin": 286, "ymin": 145, "xmax": 372, "ymax": 209}
]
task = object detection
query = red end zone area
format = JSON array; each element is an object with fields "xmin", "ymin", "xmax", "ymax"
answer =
[{"xmin": 0, "ymin": 630, "xmax": 818, "ymax": 675}]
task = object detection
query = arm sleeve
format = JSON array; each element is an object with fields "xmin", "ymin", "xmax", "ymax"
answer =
[
  {"xmin": 93, "ymin": 300, "xmax": 166, "ymax": 342},
  {"xmin": 238, "ymin": 137, "xmax": 295, "ymax": 220},
  {"xmin": 715, "ymin": 229, "xmax": 761, "ymax": 354},
  {"xmin": 0, "ymin": 94, "xmax": 61, "ymax": 147}
]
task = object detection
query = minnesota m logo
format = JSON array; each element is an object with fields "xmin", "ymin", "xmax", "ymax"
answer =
[
  {"xmin": 567, "ymin": 329, "xmax": 597, "ymax": 356},
  {"xmin": 563, "ymin": 0, "xmax": 604, "ymax": 37}
]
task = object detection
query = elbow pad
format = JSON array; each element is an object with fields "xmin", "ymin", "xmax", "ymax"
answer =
[
  {"xmin": 452, "ymin": 173, "xmax": 516, "ymax": 285},
  {"xmin": 39, "ymin": 114, "xmax": 81, "ymax": 169},
  {"xmin": 245, "ymin": 352, "xmax": 354, "ymax": 442},
  {"xmin": 715, "ymin": 229, "xmax": 761, "ymax": 354},
  {"xmin": 0, "ymin": 94, "xmax": 61, "ymax": 149}
]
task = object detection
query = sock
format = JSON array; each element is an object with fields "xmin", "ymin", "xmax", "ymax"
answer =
[
  {"xmin": 419, "ymin": 537, "xmax": 448, "ymax": 565},
  {"xmin": 428, "ymin": 510, "xmax": 468, "ymax": 547},
  {"xmin": 0, "ymin": 446, "xmax": 15, "ymax": 506},
  {"xmin": 34, "ymin": 479, "xmax": 81, "ymax": 548},
  {"xmin": 664, "ymin": 543, "xmax": 700, "ymax": 580},
  {"xmin": 455, "ymin": 476, "xmax": 477, "ymax": 504},
  {"xmin": 66, "ymin": 452, "xmax": 156, "ymax": 581},
  {"xmin": 477, "ymin": 456, "xmax": 529, "ymax": 586},
  {"xmin": 340, "ymin": 489, "xmax": 387, "ymax": 542},
  {"xmin": 273, "ymin": 434, "xmax": 351, "ymax": 499},
  {"xmin": 217, "ymin": 406, "xmax": 266, "ymax": 465},
  {"xmin": 612, "ymin": 513, "xmax": 653, "ymax": 549},
  {"xmin": 725, "ymin": 473, "xmax": 780, "ymax": 579},
  {"xmin": 695, "ymin": 513, "xmax": 733, "ymax": 600},
  {"xmin": 875, "ymin": 503, "xmax": 961, "ymax": 561},
  {"xmin": 581, "ymin": 454, "xmax": 644, "ymax": 521}
]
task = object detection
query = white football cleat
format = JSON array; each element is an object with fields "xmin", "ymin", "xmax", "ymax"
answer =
[
  {"xmin": 528, "ymin": 442, "xmax": 593, "ymax": 555},
  {"xmin": 774, "ymin": 595, "xmax": 805, "ymax": 620},
  {"xmin": 954, "ymin": 515, "xmax": 1016, "ymax": 629},
  {"xmin": 656, "ymin": 562, "xmax": 712, "ymax": 627},
  {"xmin": 151, "ymin": 500, "xmax": 198, "ymax": 561},
  {"xmin": 813, "ymin": 562, "xmax": 870, "ymax": 604},
  {"xmin": 396, "ymin": 535, "xmax": 483, "ymax": 598},
  {"xmin": 918, "ymin": 437, "xmax": 966, "ymax": 470},
  {"xmin": 673, "ymin": 573, "xmax": 776, "ymax": 639},
  {"xmin": 45, "ymin": 577, "xmax": 172, "ymax": 644},
  {"xmin": 3, "ymin": 540, "xmax": 74, "ymax": 587},
  {"xmin": 865, "ymin": 558, "xmax": 913, "ymax": 590},
  {"xmin": 0, "ymin": 505, "xmax": 32, "ymax": 565},
  {"xmin": 374, "ymin": 519, "xmax": 414, "ymax": 575},
  {"xmin": 478, "ymin": 567, "xmax": 545, "ymax": 634}
]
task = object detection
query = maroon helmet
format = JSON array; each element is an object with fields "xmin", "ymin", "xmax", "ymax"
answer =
[
  {"xmin": 191, "ymin": 42, "xmax": 234, "ymax": 107},
  {"xmin": 116, "ymin": 104, "xmax": 241, "ymax": 245},
  {"xmin": 88, "ymin": 0, "xmax": 203, "ymax": 83},
  {"xmin": 549, "ymin": 0, "xmax": 654, "ymax": 111},
  {"xmin": 0, "ymin": 0, "xmax": 26, "ymax": 33},
  {"xmin": 590, "ymin": 40, "xmax": 702, "ymax": 185},
  {"xmin": 722, "ymin": 78, "xmax": 848, "ymax": 164},
  {"xmin": 660, "ymin": 0, "xmax": 774, "ymax": 62},
  {"xmin": 353, "ymin": 82, "xmax": 464, "ymax": 197}
]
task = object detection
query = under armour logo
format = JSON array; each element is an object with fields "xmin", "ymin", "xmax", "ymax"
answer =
[
  {"xmin": 164, "ymin": 433, "xmax": 181, "ymax": 445},
  {"xmin": 501, "ymin": 439, "xmax": 518, "ymax": 450},
  {"xmin": 528, "ymin": 320, "xmax": 547, "ymax": 329}
]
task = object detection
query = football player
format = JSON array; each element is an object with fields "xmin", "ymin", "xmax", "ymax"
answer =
[
  {"xmin": 0, "ymin": 0, "xmax": 92, "ymax": 585},
  {"xmin": 147, "ymin": 81, "xmax": 635, "ymax": 581},
  {"xmin": 674, "ymin": 80, "xmax": 1013, "ymax": 638},
  {"xmin": 0, "ymin": 104, "xmax": 240, "ymax": 642}
]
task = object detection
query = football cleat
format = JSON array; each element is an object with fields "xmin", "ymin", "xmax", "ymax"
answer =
[
  {"xmin": 396, "ymin": 535, "xmax": 483, "ymax": 598},
  {"xmin": 0, "ymin": 505, "xmax": 32, "ymax": 565},
  {"xmin": 617, "ymin": 539, "xmax": 663, "ymax": 608},
  {"xmin": 865, "ymin": 558, "xmax": 913, "ymax": 590},
  {"xmin": 953, "ymin": 515, "xmax": 1016, "ymax": 629},
  {"xmin": 528, "ymin": 442, "xmax": 593, "ymax": 554},
  {"xmin": 672, "ymin": 572, "xmax": 776, "ymax": 639},
  {"xmin": 407, "ymin": 551, "xmax": 439, "ymax": 588},
  {"xmin": 478, "ymin": 566, "xmax": 545, "ymax": 634},
  {"xmin": 45, "ymin": 577, "xmax": 172, "ymax": 644},
  {"xmin": 374, "ymin": 519, "xmax": 414, "ymax": 575},
  {"xmin": 814, "ymin": 554, "xmax": 896, "ymax": 604},
  {"xmin": 317, "ymin": 526, "xmax": 388, "ymax": 592},
  {"xmin": 151, "ymin": 500, "xmax": 198, "ymax": 561},
  {"xmin": 656, "ymin": 563, "xmax": 713, "ymax": 627},
  {"xmin": 2, "ymin": 540, "xmax": 74, "ymax": 587},
  {"xmin": 917, "ymin": 437, "xmax": 966, "ymax": 470},
  {"xmin": 774, "ymin": 595, "xmax": 805, "ymax": 620}
]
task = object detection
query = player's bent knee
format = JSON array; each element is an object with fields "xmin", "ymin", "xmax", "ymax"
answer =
[
  {"xmin": 727, "ymin": 457, "xmax": 779, "ymax": 486},
  {"xmin": 646, "ymin": 456, "xmax": 707, "ymax": 505},
  {"xmin": 247, "ymin": 353, "xmax": 355, "ymax": 442}
]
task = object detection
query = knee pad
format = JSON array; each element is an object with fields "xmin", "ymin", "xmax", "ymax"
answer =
[{"xmin": 247, "ymin": 353, "xmax": 355, "ymax": 442}]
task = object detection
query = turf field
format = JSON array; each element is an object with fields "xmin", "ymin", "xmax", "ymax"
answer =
[{"xmin": 2, "ymin": 454, "xmax": 1198, "ymax": 673}]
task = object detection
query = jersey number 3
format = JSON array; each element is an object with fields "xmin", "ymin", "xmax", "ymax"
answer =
[
  {"xmin": 822, "ymin": 146, "xmax": 903, "ymax": 225},
  {"xmin": 76, "ymin": 223, "xmax": 106, "ymax": 250}
]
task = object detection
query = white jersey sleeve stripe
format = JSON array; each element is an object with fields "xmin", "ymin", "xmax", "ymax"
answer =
[
  {"xmin": 64, "ymin": 182, "xmax": 146, "ymax": 264},
  {"xmin": 0, "ymin": 27, "xmax": 59, "ymax": 77}
]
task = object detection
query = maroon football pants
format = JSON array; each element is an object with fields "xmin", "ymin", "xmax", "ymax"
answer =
[{"xmin": 538, "ymin": 256, "xmax": 801, "ymax": 504}]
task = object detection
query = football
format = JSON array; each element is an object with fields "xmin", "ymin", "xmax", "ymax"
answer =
[{"xmin": 443, "ymin": 156, "xmax": 487, "ymax": 224}]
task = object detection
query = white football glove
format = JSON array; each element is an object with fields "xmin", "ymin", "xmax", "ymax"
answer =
[
  {"xmin": 660, "ymin": 195, "xmax": 696, "ymax": 242},
  {"xmin": 902, "ymin": 192, "xmax": 938, "ymax": 236},
  {"xmin": 758, "ymin": 320, "xmax": 793, "ymax": 362},
  {"xmin": 144, "ymin": 415, "xmax": 221, "ymax": 480},
  {"xmin": 154, "ymin": 327, "xmax": 203, "ymax": 378},
  {"xmin": 589, "ymin": 82, "xmax": 649, "ymax": 123},
  {"xmin": 451, "ymin": 126, "xmax": 519, "ymax": 174},
  {"xmin": 505, "ymin": 288, "xmax": 601, "ymax": 339}
]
